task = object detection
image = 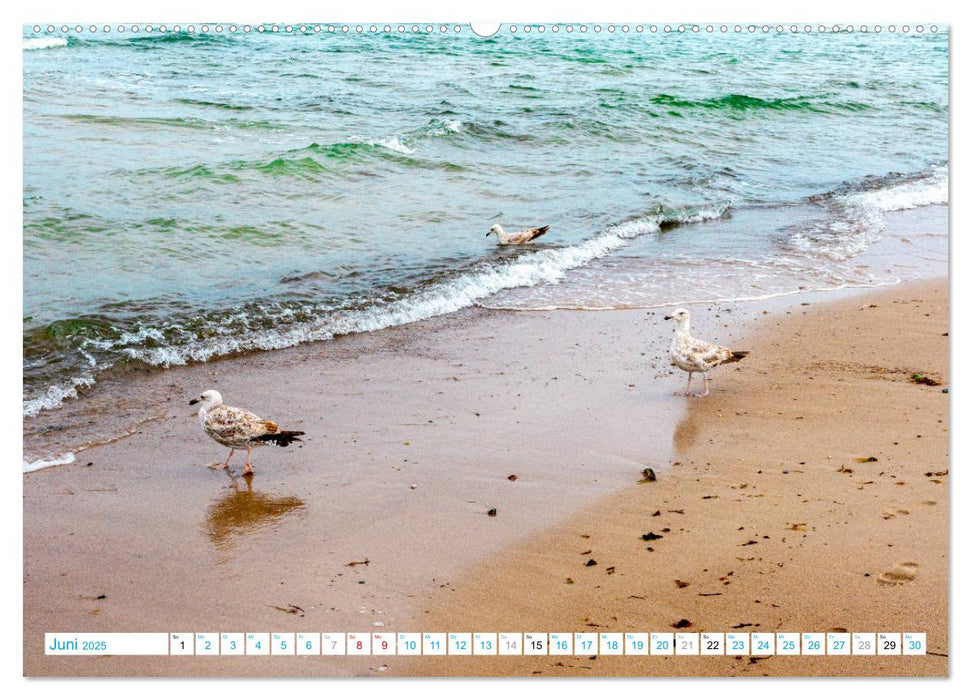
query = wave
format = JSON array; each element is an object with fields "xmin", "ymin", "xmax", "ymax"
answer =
[
  {"xmin": 365, "ymin": 135, "xmax": 416, "ymax": 155},
  {"xmin": 23, "ymin": 373, "xmax": 95, "ymax": 418},
  {"xmin": 23, "ymin": 452, "xmax": 76, "ymax": 473},
  {"xmin": 22, "ymin": 204, "xmax": 730, "ymax": 417},
  {"xmin": 840, "ymin": 166, "xmax": 948, "ymax": 213},
  {"xmin": 650, "ymin": 92, "xmax": 874, "ymax": 115},
  {"xmin": 174, "ymin": 98, "xmax": 253, "ymax": 111},
  {"xmin": 787, "ymin": 166, "xmax": 948, "ymax": 261},
  {"xmin": 24, "ymin": 37, "xmax": 68, "ymax": 50},
  {"xmin": 127, "ymin": 32, "xmax": 237, "ymax": 47}
]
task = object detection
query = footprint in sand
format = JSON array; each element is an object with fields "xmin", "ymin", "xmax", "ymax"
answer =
[{"xmin": 877, "ymin": 562, "xmax": 918, "ymax": 587}]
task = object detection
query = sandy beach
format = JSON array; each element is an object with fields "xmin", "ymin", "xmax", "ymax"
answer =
[
  {"xmin": 23, "ymin": 275, "xmax": 947, "ymax": 677},
  {"xmin": 406, "ymin": 278, "xmax": 949, "ymax": 677}
]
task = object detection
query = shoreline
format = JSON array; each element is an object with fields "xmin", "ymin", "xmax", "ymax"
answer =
[
  {"xmin": 22, "ymin": 203, "xmax": 948, "ymax": 469},
  {"xmin": 22, "ymin": 275, "xmax": 947, "ymax": 676}
]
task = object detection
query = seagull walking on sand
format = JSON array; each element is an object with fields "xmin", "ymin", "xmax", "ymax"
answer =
[
  {"xmin": 190, "ymin": 390, "xmax": 305, "ymax": 474},
  {"xmin": 664, "ymin": 308, "xmax": 749, "ymax": 397},
  {"xmin": 486, "ymin": 223, "xmax": 550, "ymax": 245}
]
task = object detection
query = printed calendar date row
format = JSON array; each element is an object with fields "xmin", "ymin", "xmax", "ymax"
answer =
[{"xmin": 46, "ymin": 632, "xmax": 927, "ymax": 656}]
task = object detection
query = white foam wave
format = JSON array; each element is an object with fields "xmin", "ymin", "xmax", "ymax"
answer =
[
  {"xmin": 24, "ymin": 37, "xmax": 68, "ymax": 50},
  {"xmin": 423, "ymin": 119, "xmax": 465, "ymax": 137},
  {"xmin": 790, "ymin": 167, "xmax": 948, "ymax": 261},
  {"xmin": 23, "ymin": 452, "xmax": 76, "ymax": 473},
  {"xmin": 842, "ymin": 168, "xmax": 948, "ymax": 213},
  {"xmin": 120, "ymin": 217, "xmax": 663, "ymax": 368},
  {"xmin": 369, "ymin": 135, "xmax": 416, "ymax": 155},
  {"xmin": 442, "ymin": 119, "xmax": 464, "ymax": 134},
  {"xmin": 23, "ymin": 373, "xmax": 95, "ymax": 417},
  {"xmin": 24, "ymin": 206, "xmax": 729, "ymax": 417}
]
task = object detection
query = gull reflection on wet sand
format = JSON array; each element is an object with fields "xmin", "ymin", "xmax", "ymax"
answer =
[{"xmin": 204, "ymin": 473, "xmax": 306, "ymax": 550}]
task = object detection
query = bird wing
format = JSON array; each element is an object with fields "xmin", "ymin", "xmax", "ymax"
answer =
[
  {"xmin": 688, "ymin": 338, "xmax": 734, "ymax": 366},
  {"xmin": 506, "ymin": 226, "xmax": 549, "ymax": 244},
  {"xmin": 204, "ymin": 404, "xmax": 271, "ymax": 444}
]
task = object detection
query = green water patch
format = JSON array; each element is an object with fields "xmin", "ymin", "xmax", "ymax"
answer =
[
  {"xmin": 24, "ymin": 211, "xmax": 112, "ymax": 243},
  {"xmin": 250, "ymin": 155, "xmax": 329, "ymax": 177},
  {"xmin": 159, "ymin": 164, "xmax": 242, "ymax": 183},
  {"xmin": 216, "ymin": 225, "xmax": 291, "ymax": 246},
  {"xmin": 648, "ymin": 93, "xmax": 876, "ymax": 116}
]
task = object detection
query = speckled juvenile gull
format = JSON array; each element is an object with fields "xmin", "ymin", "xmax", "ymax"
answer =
[
  {"xmin": 190, "ymin": 389, "xmax": 305, "ymax": 474},
  {"xmin": 486, "ymin": 223, "xmax": 550, "ymax": 245},
  {"xmin": 664, "ymin": 308, "xmax": 749, "ymax": 397}
]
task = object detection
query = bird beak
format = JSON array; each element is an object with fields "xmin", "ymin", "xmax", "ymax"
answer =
[
  {"xmin": 485, "ymin": 232, "xmax": 491, "ymax": 237},
  {"xmin": 663, "ymin": 315, "xmax": 672, "ymax": 320},
  {"xmin": 189, "ymin": 398, "xmax": 199, "ymax": 406}
]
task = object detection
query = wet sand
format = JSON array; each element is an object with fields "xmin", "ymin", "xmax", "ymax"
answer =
[
  {"xmin": 23, "ymin": 276, "xmax": 947, "ymax": 677},
  {"xmin": 404, "ymin": 279, "xmax": 949, "ymax": 677},
  {"xmin": 23, "ymin": 294, "xmax": 690, "ymax": 676}
]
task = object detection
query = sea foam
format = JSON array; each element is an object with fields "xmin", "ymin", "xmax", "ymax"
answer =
[{"xmin": 24, "ymin": 37, "xmax": 68, "ymax": 50}]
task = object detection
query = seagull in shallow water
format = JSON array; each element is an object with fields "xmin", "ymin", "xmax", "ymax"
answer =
[
  {"xmin": 189, "ymin": 390, "xmax": 305, "ymax": 474},
  {"xmin": 486, "ymin": 223, "xmax": 550, "ymax": 245},
  {"xmin": 664, "ymin": 308, "xmax": 749, "ymax": 397}
]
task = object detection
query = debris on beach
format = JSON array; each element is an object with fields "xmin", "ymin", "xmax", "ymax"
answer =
[
  {"xmin": 270, "ymin": 604, "xmax": 305, "ymax": 616},
  {"xmin": 638, "ymin": 468, "xmax": 657, "ymax": 484},
  {"xmin": 672, "ymin": 619, "xmax": 693, "ymax": 629},
  {"xmin": 585, "ymin": 559, "xmax": 598, "ymax": 567},
  {"xmin": 507, "ymin": 474, "xmax": 518, "ymax": 481},
  {"xmin": 856, "ymin": 456, "xmax": 878, "ymax": 463},
  {"xmin": 911, "ymin": 373, "xmax": 941, "ymax": 386},
  {"xmin": 345, "ymin": 558, "xmax": 370, "ymax": 567},
  {"xmin": 675, "ymin": 580, "xmax": 690, "ymax": 588},
  {"xmin": 641, "ymin": 532, "xmax": 663, "ymax": 541},
  {"xmin": 487, "ymin": 508, "xmax": 497, "ymax": 517}
]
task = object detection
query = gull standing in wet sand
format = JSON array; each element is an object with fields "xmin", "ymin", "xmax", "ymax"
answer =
[
  {"xmin": 190, "ymin": 389, "xmax": 305, "ymax": 474},
  {"xmin": 664, "ymin": 308, "xmax": 749, "ymax": 397},
  {"xmin": 486, "ymin": 223, "xmax": 550, "ymax": 245}
]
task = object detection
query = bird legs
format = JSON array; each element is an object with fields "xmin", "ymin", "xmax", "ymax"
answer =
[
  {"xmin": 242, "ymin": 445, "xmax": 254, "ymax": 475},
  {"xmin": 682, "ymin": 372, "xmax": 711, "ymax": 397},
  {"xmin": 210, "ymin": 448, "xmax": 234, "ymax": 470}
]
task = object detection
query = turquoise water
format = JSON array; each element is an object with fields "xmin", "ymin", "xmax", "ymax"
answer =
[{"xmin": 23, "ymin": 26, "xmax": 948, "ymax": 416}]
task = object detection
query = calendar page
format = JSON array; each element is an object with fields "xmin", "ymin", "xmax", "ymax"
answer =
[{"xmin": 21, "ymin": 14, "xmax": 949, "ymax": 680}]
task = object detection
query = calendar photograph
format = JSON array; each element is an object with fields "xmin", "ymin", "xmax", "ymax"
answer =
[{"xmin": 22, "ymin": 20, "xmax": 948, "ymax": 677}]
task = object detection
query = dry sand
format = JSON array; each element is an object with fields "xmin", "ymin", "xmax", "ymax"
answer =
[{"xmin": 23, "ymin": 279, "xmax": 948, "ymax": 677}]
